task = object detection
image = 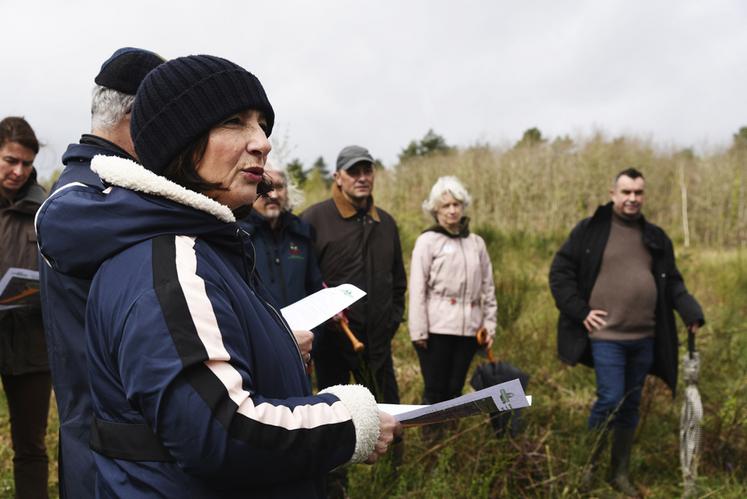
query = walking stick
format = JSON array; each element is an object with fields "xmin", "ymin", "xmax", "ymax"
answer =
[
  {"xmin": 340, "ymin": 316, "xmax": 365, "ymax": 352},
  {"xmin": 321, "ymin": 281, "xmax": 365, "ymax": 352},
  {"xmin": 0, "ymin": 287, "xmax": 39, "ymax": 304}
]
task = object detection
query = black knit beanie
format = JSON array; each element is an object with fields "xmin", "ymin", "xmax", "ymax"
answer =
[
  {"xmin": 94, "ymin": 47, "xmax": 165, "ymax": 95},
  {"xmin": 131, "ymin": 54, "xmax": 274, "ymax": 175}
]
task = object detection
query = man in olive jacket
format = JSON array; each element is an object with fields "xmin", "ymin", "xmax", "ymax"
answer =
[
  {"xmin": 549, "ymin": 168, "xmax": 704, "ymax": 496},
  {"xmin": 302, "ymin": 145, "xmax": 406, "ymax": 403}
]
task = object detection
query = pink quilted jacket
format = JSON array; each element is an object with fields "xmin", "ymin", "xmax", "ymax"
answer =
[{"xmin": 408, "ymin": 230, "xmax": 497, "ymax": 341}]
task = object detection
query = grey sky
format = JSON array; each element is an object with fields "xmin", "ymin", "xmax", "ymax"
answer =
[{"xmin": 3, "ymin": 0, "xmax": 746, "ymax": 179}]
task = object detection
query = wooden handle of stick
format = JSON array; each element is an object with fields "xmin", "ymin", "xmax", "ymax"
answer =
[
  {"xmin": 0, "ymin": 288, "xmax": 39, "ymax": 305},
  {"xmin": 476, "ymin": 327, "xmax": 494, "ymax": 362},
  {"xmin": 340, "ymin": 319, "xmax": 365, "ymax": 352}
]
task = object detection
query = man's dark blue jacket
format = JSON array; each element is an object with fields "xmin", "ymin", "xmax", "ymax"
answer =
[
  {"xmin": 243, "ymin": 210, "xmax": 324, "ymax": 309},
  {"xmin": 38, "ymin": 135, "xmax": 133, "ymax": 499}
]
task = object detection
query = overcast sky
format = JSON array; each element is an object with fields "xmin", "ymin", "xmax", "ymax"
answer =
[{"xmin": 3, "ymin": 0, "xmax": 747, "ymax": 178}]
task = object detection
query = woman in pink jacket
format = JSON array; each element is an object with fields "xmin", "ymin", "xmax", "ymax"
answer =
[{"xmin": 409, "ymin": 176, "xmax": 498, "ymax": 407}]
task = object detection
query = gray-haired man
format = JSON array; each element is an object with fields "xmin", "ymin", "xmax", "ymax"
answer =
[{"xmin": 38, "ymin": 47, "xmax": 164, "ymax": 499}]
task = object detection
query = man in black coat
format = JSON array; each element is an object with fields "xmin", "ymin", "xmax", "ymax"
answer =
[{"xmin": 549, "ymin": 168, "xmax": 704, "ymax": 496}]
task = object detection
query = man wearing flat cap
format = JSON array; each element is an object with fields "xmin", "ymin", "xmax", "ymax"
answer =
[
  {"xmin": 38, "ymin": 47, "xmax": 164, "ymax": 499},
  {"xmin": 302, "ymin": 146, "xmax": 405, "ymax": 402},
  {"xmin": 302, "ymin": 145, "xmax": 406, "ymax": 495}
]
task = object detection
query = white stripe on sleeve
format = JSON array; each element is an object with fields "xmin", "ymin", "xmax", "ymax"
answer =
[{"xmin": 173, "ymin": 235, "xmax": 353, "ymax": 430}]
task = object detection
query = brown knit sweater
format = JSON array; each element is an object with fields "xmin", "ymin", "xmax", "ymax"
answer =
[{"xmin": 588, "ymin": 212, "xmax": 656, "ymax": 340}]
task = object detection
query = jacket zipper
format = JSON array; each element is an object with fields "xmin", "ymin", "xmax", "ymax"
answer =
[
  {"xmin": 265, "ymin": 300, "xmax": 305, "ymax": 368},
  {"xmin": 459, "ymin": 238, "xmax": 468, "ymax": 336},
  {"xmin": 237, "ymin": 226, "xmax": 304, "ymax": 367}
]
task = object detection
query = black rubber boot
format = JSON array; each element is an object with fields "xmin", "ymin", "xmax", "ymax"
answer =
[
  {"xmin": 608, "ymin": 427, "xmax": 641, "ymax": 498},
  {"xmin": 580, "ymin": 428, "xmax": 608, "ymax": 491}
]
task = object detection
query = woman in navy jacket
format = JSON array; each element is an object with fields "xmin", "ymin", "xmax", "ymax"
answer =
[{"xmin": 37, "ymin": 55, "xmax": 399, "ymax": 498}]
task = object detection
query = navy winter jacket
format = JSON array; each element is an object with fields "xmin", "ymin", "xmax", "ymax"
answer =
[
  {"xmin": 36, "ymin": 155, "xmax": 380, "ymax": 498},
  {"xmin": 243, "ymin": 210, "xmax": 324, "ymax": 309},
  {"xmin": 38, "ymin": 136, "xmax": 135, "ymax": 499}
]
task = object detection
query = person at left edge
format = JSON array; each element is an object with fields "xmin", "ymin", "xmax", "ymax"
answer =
[
  {"xmin": 37, "ymin": 47, "xmax": 164, "ymax": 499},
  {"xmin": 36, "ymin": 54, "xmax": 399, "ymax": 498},
  {"xmin": 1, "ymin": 117, "xmax": 49, "ymax": 499}
]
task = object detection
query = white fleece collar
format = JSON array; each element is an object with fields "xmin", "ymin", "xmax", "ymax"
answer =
[{"xmin": 90, "ymin": 155, "xmax": 236, "ymax": 223}]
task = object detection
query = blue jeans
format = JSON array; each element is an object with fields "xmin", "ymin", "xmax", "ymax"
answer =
[{"xmin": 588, "ymin": 337, "xmax": 654, "ymax": 430}]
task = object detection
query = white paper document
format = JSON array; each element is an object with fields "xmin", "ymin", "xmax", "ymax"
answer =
[
  {"xmin": 280, "ymin": 284, "xmax": 366, "ymax": 330},
  {"xmin": 378, "ymin": 404, "xmax": 428, "ymax": 417},
  {"xmin": 379, "ymin": 378, "xmax": 532, "ymax": 427}
]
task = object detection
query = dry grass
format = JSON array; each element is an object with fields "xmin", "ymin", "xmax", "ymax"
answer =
[{"xmin": 4, "ymin": 132, "xmax": 745, "ymax": 497}]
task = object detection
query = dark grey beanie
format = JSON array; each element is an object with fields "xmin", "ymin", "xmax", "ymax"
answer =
[{"xmin": 131, "ymin": 54, "xmax": 274, "ymax": 174}]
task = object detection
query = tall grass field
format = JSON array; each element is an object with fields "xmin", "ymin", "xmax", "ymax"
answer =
[{"xmin": 2, "ymin": 134, "xmax": 746, "ymax": 497}]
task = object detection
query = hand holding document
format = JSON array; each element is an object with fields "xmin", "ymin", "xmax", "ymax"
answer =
[
  {"xmin": 379, "ymin": 378, "xmax": 532, "ymax": 427},
  {"xmin": 280, "ymin": 284, "xmax": 366, "ymax": 331}
]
